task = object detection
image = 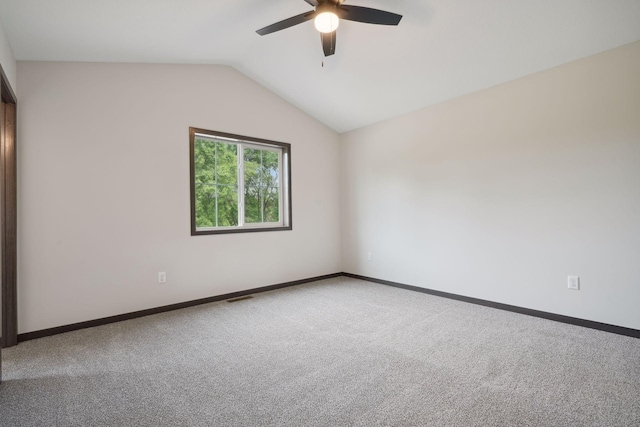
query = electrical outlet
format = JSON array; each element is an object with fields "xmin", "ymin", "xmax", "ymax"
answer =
[
  {"xmin": 367, "ymin": 252, "xmax": 373, "ymax": 261},
  {"xmin": 567, "ymin": 276, "xmax": 579, "ymax": 290},
  {"xmin": 158, "ymin": 272, "xmax": 167, "ymax": 284}
]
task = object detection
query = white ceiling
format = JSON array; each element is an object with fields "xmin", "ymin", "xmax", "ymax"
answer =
[{"xmin": 1, "ymin": 0, "xmax": 639, "ymax": 133}]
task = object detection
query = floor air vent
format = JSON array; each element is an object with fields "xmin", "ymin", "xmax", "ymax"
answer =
[{"xmin": 226, "ymin": 295, "xmax": 254, "ymax": 303}]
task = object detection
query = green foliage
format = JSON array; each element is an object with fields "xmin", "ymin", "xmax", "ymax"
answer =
[
  {"xmin": 244, "ymin": 148, "xmax": 280, "ymax": 223},
  {"xmin": 194, "ymin": 139, "xmax": 238, "ymax": 228},
  {"xmin": 194, "ymin": 139, "xmax": 280, "ymax": 229}
]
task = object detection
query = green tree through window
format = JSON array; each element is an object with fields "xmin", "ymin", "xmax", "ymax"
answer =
[
  {"xmin": 244, "ymin": 148, "xmax": 280, "ymax": 224},
  {"xmin": 194, "ymin": 139, "xmax": 238, "ymax": 227}
]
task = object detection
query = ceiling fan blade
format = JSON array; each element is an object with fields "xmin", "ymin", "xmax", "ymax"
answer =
[
  {"xmin": 256, "ymin": 11, "xmax": 316, "ymax": 36},
  {"xmin": 321, "ymin": 30, "xmax": 336, "ymax": 56},
  {"xmin": 302, "ymin": 0, "xmax": 319, "ymax": 6},
  {"xmin": 338, "ymin": 5, "xmax": 402, "ymax": 25}
]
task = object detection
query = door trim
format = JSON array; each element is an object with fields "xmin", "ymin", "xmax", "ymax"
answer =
[{"xmin": 1, "ymin": 64, "xmax": 17, "ymax": 349}]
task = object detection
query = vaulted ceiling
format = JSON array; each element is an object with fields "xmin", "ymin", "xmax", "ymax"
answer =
[{"xmin": 1, "ymin": 0, "xmax": 639, "ymax": 133}]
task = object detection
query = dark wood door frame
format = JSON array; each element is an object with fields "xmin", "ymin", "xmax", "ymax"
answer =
[{"xmin": 1, "ymin": 64, "xmax": 17, "ymax": 351}]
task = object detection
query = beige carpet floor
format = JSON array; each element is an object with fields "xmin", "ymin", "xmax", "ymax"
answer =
[{"xmin": 1, "ymin": 277, "xmax": 639, "ymax": 426}]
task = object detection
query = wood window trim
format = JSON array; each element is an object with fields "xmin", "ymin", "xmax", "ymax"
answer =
[{"xmin": 189, "ymin": 127, "xmax": 293, "ymax": 236}]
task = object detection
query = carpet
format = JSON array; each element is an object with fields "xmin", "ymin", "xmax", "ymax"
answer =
[{"xmin": 1, "ymin": 277, "xmax": 639, "ymax": 426}]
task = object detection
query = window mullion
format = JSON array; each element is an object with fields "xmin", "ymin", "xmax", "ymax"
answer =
[
  {"xmin": 238, "ymin": 144, "xmax": 244, "ymax": 227},
  {"xmin": 260, "ymin": 150, "xmax": 264, "ymax": 223},
  {"xmin": 215, "ymin": 142, "xmax": 219, "ymax": 228},
  {"xmin": 279, "ymin": 149, "xmax": 284, "ymax": 226}
]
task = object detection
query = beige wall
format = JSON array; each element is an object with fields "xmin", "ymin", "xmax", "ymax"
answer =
[
  {"xmin": 0, "ymin": 19, "xmax": 16, "ymax": 92},
  {"xmin": 341, "ymin": 42, "xmax": 640, "ymax": 329},
  {"xmin": 17, "ymin": 62, "xmax": 342, "ymax": 333},
  {"xmin": 15, "ymin": 41, "xmax": 640, "ymax": 333}
]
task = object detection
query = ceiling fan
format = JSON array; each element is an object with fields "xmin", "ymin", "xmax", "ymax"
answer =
[{"xmin": 256, "ymin": 0, "xmax": 402, "ymax": 57}]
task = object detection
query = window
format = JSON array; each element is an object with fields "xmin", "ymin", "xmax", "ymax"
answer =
[{"xmin": 189, "ymin": 127, "xmax": 292, "ymax": 235}]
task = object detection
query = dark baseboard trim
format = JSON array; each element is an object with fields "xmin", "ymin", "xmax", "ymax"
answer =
[
  {"xmin": 342, "ymin": 272, "xmax": 640, "ymax": 339},
  {"xmin": 17, "ymin": 271, "xmax": 639, "ymax": 343},
  {"xmin": 17, "ymin": 273, "xmax": 343, "ymax": 343}
]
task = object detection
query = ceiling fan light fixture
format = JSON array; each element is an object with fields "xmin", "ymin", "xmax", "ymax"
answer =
[{"xmin": 314, "ymin": 12, "xmax": 339, "ymax": 33}]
